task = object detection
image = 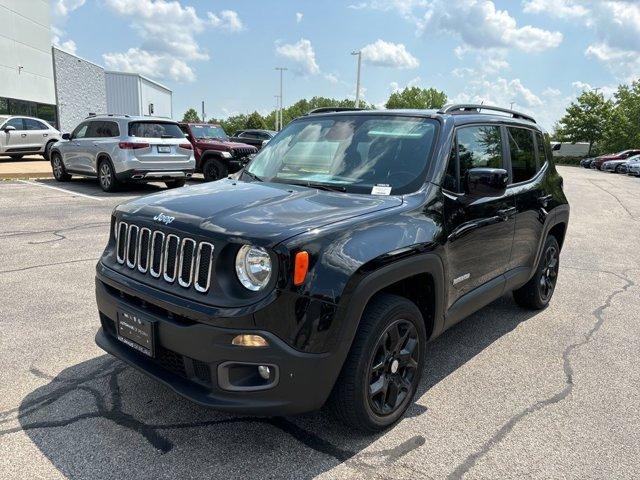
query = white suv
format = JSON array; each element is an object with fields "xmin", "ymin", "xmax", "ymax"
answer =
[
  {"xmin": 0, "ymin": 115, "xmax": 60, "ymax": 160},
  {"xmin": 50, "ymin": 115, "xmax": 196, "ymax": 192}
]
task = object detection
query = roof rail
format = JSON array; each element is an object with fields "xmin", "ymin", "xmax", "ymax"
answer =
[
  {"xmin": 438, "ymin": 104, "xmax": 536, "ymax": 123},
  {"xmin": 84, "ymin": 113, "xmax": 131, "ymax": 119},
  {"xmin": 307, "ymin": 107, "xmax": 364, "ymax": 115}
]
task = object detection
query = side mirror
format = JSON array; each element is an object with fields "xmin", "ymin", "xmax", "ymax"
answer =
[
  {"xmin": 3, "ymin": 125, "xmax": 15, "ymax": 132},
  {"xmin": 62, "ymin": 133, "xmax": 71, "ymax": 140},
  {"xmin": 464, "ymin": 168, "xmax": 509, "ymax": 198}
]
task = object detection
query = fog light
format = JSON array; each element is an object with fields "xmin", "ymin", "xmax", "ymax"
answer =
[
  {"xmin": 231, "ymin": 334, "xmax": 269, "ymax": 347},
  {"xmin": 258, "ymin": 365, "xmax": 271, "ymax": 380}
]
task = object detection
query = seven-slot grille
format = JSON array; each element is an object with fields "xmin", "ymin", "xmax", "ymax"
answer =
[
  {"xmin": 232, "ymin": 147, "xmax": 256, "ymax": 158},
  {"xmin": 116, "ymin": 221, "xmax": 214, "ymax": 293}
]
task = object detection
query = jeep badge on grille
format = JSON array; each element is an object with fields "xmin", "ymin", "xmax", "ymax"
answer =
[{"xmin": 153, "ymin": 212, "xmax": 175, "ymax": 225}]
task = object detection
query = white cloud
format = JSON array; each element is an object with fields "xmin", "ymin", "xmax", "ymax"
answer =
[
  {"xmin": 360, "ymin": 39, "xmax": 420, "ymax": 69},
  {"xmin": 275, "ymin": 38, "xmax": 320, "ymax": 75},
  {"xmin": 324, "ymin": 73, "xmax": 339, "ymax": 84},
  {"xmin": 52, "ymin": 0, "xmax": 86, "ymax": 17},
  {"xmin": 208, "ymin": 10, "xmax": 244, "ymax": 32},
  {"xmin": 51, "ymin": 0, "xmax": 85, "ymax": 54},
  {"xmin": 522, "ymin": 0, "xmax": 589, "ymax": 18},
  {"xmin": 296, "ymin": 12, "xmax": 304, "ymax": 23},
  {"xmin": 102, "ymin": 0, "xmax": 244, "ymax": 82}
]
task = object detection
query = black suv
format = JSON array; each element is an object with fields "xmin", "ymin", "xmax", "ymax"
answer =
[{"xmin": 95, "ymin": 105, "xmax": 569, "ymax": 431}]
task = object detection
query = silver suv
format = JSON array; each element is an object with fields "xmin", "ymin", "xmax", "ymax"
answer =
[
  {"xmin": 50, "ymin": 115, "xmax": 196, "ymax": 192},
  {"xmin": 0, "ymin": 115, "xmax": 60, "ymax": 160}
]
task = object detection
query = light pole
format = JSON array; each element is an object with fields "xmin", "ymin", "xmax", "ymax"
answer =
[
  {"xmin": 510, "ymin": 102, "xmax": 515, "ymax": 110},
  {"xmin": 351, "ymin": 51, "xmax": 362, "ymax": 108},
  {"xmin": 274, "ymin": 95, "xmax": 281, "ymax": 130},
  {"xmin": 275, "ymin": 67, "xmax": 287, "ymax": 130}
]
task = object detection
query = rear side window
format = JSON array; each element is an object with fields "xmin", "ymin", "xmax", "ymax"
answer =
[
  {"xmin": 96, "ymin": 121, "xmax": 119, "ymax": 138},
  {"xmin": 129, "ymin": 122, "xmax": 184, "ymax": 139},
  {"xmin": 25, "ymin": 118, "xmax": 47, "ymax": 130},
  {"xmin": 508, "ymin": 127, "xmax": 537, "ymax": 183}
]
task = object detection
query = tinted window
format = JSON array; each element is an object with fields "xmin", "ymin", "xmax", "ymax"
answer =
[
  {"xmin": 189, "ymin": 124, "xmax": 227, "ymax": 140},
  {"xmin": 508, "ymin": 127, "xmax": 537, "ymax": 183},
  {"xmin": 247, "ymin": 115, "xmax": 438, "ymax": 195},
  {"xmin": 5, "ymin": 118, "xmax": 25, "ymax": 130},
  {"xmin": 95, "ymin": 121, "xmax": 119, "ymax": 138},
  {"xmin": 456, "ymin": 125, "xmax": 504, "ymax": 185},
  {"xmin": 72, "ymin": 122, "xmax": 89, "ymax": 139},
  {"xmin": 535, "ymin": 132, "xmax": 547, "ymax": 166},
  {"xmin": 128, "ymin": 122, "xmax": 184, "ymax": 138},
  {"xmin": 25, "ymin": 118, "xmax": 47, "ymax": 130},
  {"xmin": 443, "ymin": 140, "xmax": 459, "ymax": 192},
  {"xmin": 85, "ymin": 122, "xmax": 100, "ymax": 138}
]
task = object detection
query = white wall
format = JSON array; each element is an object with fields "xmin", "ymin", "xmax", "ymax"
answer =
[
  {"xmin": 53, "ymin": 47, "xmax": 107, "ymax": 133},
  {"xmin": 140, "ymin": 77, "xmax": 172, "ymax": 118},
  {"xmin": 105, "ymin": 72, "xmax": 140, "ymax": 116},
  {"xmin": 0, "ymin": 0, "xmax": 55, "ymax": 104}
]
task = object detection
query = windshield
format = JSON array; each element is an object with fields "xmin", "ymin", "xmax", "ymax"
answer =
[
  {"xmin": 190, "ymin": 124, "xmax": 228, "ymax": 140},
  {"xmin": 245, "ymin": 115, "xmax": 438, "ymax": 195},
  {"xmin": 129, "ymin": 122, "xmax": 184, "ymax": 139}
]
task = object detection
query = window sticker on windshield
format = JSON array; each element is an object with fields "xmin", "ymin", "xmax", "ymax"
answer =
[{"xmin": 371, "ymin": 184, "xmax": 392, "ymax": 196}]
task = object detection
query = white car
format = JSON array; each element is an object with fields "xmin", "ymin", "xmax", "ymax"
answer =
[
  {"xmin": 627, "ymin": 160, "xmax": 640, "ymax": 177},
  {"xmin": 0, "ymin": 115, "xmax": 60, "ymax": 160}
]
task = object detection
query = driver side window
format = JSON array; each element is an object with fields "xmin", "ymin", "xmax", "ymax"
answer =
[{"xmin": 72, "ymin": 122, "xmax": 89, "ymax": 139}]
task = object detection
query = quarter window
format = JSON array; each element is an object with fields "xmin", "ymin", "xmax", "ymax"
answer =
[
  {"xmin": 535, "ymin": 132, "xmax": 547, "ymax": 166},
  {"xmin": 507, "ymin": 127, "xmax": 537, "ymax": 183}
]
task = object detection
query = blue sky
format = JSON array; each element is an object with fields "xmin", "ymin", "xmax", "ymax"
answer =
[{"xmin": 51, "ymin": 0, "xmax": 640, "ymax": 130}]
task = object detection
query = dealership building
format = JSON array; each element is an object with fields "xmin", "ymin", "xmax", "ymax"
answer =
[{"xmin": 1, "ymin": 0, "xmax": 173, "ymax": 132}]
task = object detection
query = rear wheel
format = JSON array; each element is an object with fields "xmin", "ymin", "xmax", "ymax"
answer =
[
  {"xmin": 329, "ymin": 294, "xmax": 426, "ymax": 432},
  {"xmin": 165, "ymin": 179, "xmax": 186, "ymax": 189},
  {"xmin": 98, "ymin": 159, "xmax": 119, "ymax": 192},
  {"xmin": 51, "ymin": 152, "xmax": 71, "ymax": 181},
  {"xmin": 513, "ymin": 235, "xmax": 560, "ymax": 310},
  {"xmin": 203, "ymin": 158, "xmax": 228, "ymax": 182}
]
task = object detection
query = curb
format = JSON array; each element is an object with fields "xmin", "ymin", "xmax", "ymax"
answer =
[{"xmin": 0, "ymin": 172, "xmax": 53, "ymax": 180}]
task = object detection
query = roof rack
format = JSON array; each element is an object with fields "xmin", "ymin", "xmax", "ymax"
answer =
[
  {"xmin": 84, "ymin": 113, "xmax": 131, "ymax": 119},
  {"xmin": 307, "ymin": 107, "xmax": 364, "ymax": 115},
  {"xmin": 438, "ymin": 104, "xmax": 536, "ymax": 124}
]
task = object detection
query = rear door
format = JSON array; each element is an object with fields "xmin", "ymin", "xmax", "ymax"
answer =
[
  {"xmin": 507, "ymin": 128, "xmax": 551, "ymax": 273},
  {"xmin": 442, "ymin": 124, "xmax": 516, "ymax": 308},
  {"xmin": 24, "ymin": 118, "xmax": 51, "ymax": 153}
]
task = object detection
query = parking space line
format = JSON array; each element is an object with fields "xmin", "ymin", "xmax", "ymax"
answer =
[{"xmin": 17, "ymin": 180, "xmax": 105, "ymax": 201}]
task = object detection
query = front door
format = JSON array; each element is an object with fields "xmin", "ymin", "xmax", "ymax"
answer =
[
  {"xmin": 442, "ymin": 124, "xmax": 516, "ymax": 309},
  {"xmin": 63, "ymin": 122, "xmax": 90, "ymax": 171},
  {"xmin": 2, "ymin": 118, "xmax": 28, "ymax": 154}
]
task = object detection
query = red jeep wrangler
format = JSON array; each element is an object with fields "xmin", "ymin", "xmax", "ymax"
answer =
[{"xmin": 179, "ymin": 123, "xmax": 257, "ymax": 181}]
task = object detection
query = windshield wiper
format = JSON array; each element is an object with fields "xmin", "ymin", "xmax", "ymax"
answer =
[
  {"xmin": 242, "ymin": 170, "xmax": 262, "ymax": 182},
  {"xmin": 302, "ymin": 182, "xmax": 347, "ymax": 192}
]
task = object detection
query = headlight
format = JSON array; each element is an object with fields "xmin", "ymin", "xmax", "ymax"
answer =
[
  {"xmin": 235, "ymin": 245, "xmax": 272, "ymax": 291},
  {"xmin": 221, "ymin": 151, "xmax": 232, "ymax": 158}
]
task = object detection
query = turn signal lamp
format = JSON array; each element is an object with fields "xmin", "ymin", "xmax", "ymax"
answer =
[
  {"xmin": 231, "ymin": 334, "xmax": 269, "ymax": 347},
  {"xmin": 294, "ymin": 251, "xmax": 309, "ymax": 286}
]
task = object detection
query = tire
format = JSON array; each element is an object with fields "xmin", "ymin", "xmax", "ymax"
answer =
[
  {"xmin": 203, "ymin": 157, "xmax": 228, "ymax": 182},
  {"xmin": 43, "ymin": 141, "xmax": 55, "ymax": 161},
  {"xmin": 329, "ymin": 293, "xmax": 426, "ymax": 432},
  {"xmin": 9, "ymin": 154, "xmax": 23, "ymax": 160},
  {"xmin": 165, "ymin": 179, "xmax": 186, "ymax": 189},
  {"xmin": 98, "ymin": 158, "xmax": 119, "ymax": 192},
  {"xmin": 513, "ymin": 235, "xmax": 560, "ymax": 310},
  {"xmin": 51, "ymin": 152, "xmax": 71, "ymax": 182}
]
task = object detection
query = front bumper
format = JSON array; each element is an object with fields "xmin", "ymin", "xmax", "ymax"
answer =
[{"xmin": 95, "ymin": 272, "xmax": 340, "ymax": 416}]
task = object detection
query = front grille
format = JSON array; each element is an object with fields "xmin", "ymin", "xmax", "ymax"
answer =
[
  {"xmin": 232, "ymin": 147, "xmax": 256, "ymax": 158},
  {"xmin": 116, "ymin": 221, "xmax": 215, "ymax": 293}
]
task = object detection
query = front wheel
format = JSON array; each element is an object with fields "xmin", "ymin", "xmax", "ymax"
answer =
[
  {"xmin": 165, "ymin": 179, "xmax": 186, "ymax": 189},
  {"xmin": 51, "ymin": 153, "xmax": 71, "ymax": 181},
  {"xmin": 329, "ymin": 294, "xmax": 426, "ymax": 432},
  {"xmin": 203, "ymin": 158, "xmax": 228, "ymax": 182},
  {"xmin": 98, "ymin": 159, "xmax": 119, "ymax": 192},
  {"xmin": 513, "ymin": 235, "xmax": 560, "ymax": 310}
]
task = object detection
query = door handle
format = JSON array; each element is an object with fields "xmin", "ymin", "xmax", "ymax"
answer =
[
  {"xmin": 21, "ymin": 133, "xmax": 27, "ymax": 137},
  {"xmin": 498, "ymin": 207, "xmax": 516, "ymax": 220},
  {"xmin": 538, "ymin": 194, "xmax": 553, "ymax": 207},
  {"xmin": 43, "ymin": 133, "xmax": 48, "ymax": 137}
]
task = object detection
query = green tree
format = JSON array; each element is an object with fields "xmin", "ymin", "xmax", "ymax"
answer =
[
  {"xmin": 182, "ymin": 108, "xmax": 201, "ymax": 123},
  {"xmin": 556, "ymin": 90, "xmax": 613, "ymax": 156},
  {"xmin": 385, "ymin": 87, "xmax": 448, "ymax": 110},
  {"xmin": 601, "ymin": 81, "xmax": 640, "ymax": 153},
  {"xmin": 245, "ymin": 111, "xmax": 267, "ymax": 129}
]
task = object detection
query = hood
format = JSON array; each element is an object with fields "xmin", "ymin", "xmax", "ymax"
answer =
[
  {"xmin": 192, "ymin": 138, "xmax": 256, "ymax": 151},
  {"xmin": 117, "ymin": 179, "xmax": 403, "ymax": 246}
]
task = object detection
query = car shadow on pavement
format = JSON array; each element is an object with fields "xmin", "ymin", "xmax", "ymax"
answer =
[
  {"xmin": 11, "ymin": 295, "xmax": 538, "ymax": 479},
  {"xmin": 31, "ymin": 177, "xmax": 168, "ymax": 198}
]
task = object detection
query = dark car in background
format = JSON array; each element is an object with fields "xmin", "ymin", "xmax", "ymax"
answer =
[
  {"xmin": 229, "ymin": 129, "xmax": 277, "ymax": 150},
  {"xmin": 179, "ymin": 123, "xmax": 257, "ymax": 181},
  {"xmin": 96, "ymin": 104, "xmax": 569, "ymax": 431},
  {"xmin": 580, "ymin": 157, "xmax": 596, "ymax": 168}
]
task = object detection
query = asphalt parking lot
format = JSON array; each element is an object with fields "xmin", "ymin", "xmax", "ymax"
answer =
[{"xmin": 1, "ymin": 166, "xmax": 639, "ymax": 479}]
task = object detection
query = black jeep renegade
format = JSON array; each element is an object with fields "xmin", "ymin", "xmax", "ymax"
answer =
[{"xmin": 95, "ymin": 105, "xmax": 569, "ymax": 431}]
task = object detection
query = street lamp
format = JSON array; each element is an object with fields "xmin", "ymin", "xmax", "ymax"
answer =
[
  {"xmin": 275, "ymin": 67, "xmax": 288, "ymax": 131},
  {"xmin": 274, "ymin": 95, "xmax": 281, "ymax": 130},
  {"xmin": 351, "ymin": 50, "xmax": 362, "ymax": 108}
]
